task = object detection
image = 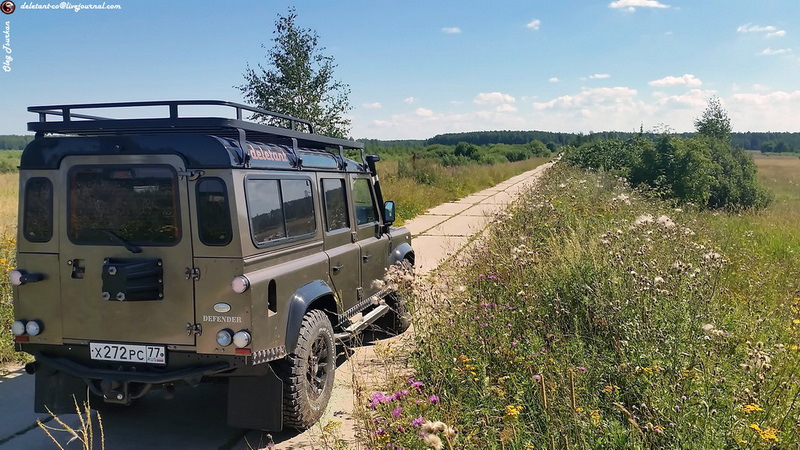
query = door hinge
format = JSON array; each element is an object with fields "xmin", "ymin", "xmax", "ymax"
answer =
[
  {"xmin": 351, "ymin": 231, "xmax": 358, "ymax": 243},
  {"xmin": 357, "ymin": 287, "xmax": 364, "ymax": 302},
  {"xmin": 185, "ymin": 267, "xmax": 201, "ymax": 281},
  {"xmin": 186, "ymin": 323, "xmax": 202, "ymax": 336}
]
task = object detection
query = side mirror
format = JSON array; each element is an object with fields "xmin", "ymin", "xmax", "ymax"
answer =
[{"xmin": 383, "ymin": 201, "xmax": 396, "ymax": 226}]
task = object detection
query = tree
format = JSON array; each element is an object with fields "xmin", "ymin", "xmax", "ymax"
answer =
[
  {"xmin": 238, "ymin": 8, "xmax": 352, "ymax": 138},
  {"xmin": 694, "ymin": 96, "xmax": 731, "ymax": 142}
]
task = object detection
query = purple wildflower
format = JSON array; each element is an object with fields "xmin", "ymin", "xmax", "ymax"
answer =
[
  {"xmin": 411, "ymin": 417, "xmax": 425, "ymax": 427},
  {"xmin": 429, "ymin": 395, "xmax": 440, "ymax": 404},
  {"xmin": 392, "ymin": 406, "xmax": 403, "ymax": 418}
]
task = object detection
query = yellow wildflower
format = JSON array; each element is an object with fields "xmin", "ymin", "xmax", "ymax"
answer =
[
  {"xmin": 602, "ymin": 385, "xmax": 620, "ymax": 394},
  {"xmin": 742, "ymin": 403, "xmax": 764, "ymax": 413},
  {"xmin": 590, "ymin": 409, "xmax": 601, "ymax": 426},
  {"xmin": 504, "ymin": 404, "xmax": 523, "ymax": 419},
  {"xmin": 749, "ymin": 424, "xmax": 780, "ymax": 443},
  {"xmin": 458, "ymin": 355, "xmax": 472, "ymax": 363}
]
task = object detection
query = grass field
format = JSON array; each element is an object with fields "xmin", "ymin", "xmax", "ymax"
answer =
[{"xmin": 361, "ymin": 154, "xmax": 800, "ymax": 448}]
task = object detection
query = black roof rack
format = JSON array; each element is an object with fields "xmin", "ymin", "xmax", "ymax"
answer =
[{"xmin": 27, "ymin": 100, "xmax": 363, "ymax": 151}]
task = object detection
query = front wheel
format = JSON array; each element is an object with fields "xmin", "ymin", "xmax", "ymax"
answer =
[{"xmin": 276, "ymin": 309, "xmax": 336, "ymax": 429}]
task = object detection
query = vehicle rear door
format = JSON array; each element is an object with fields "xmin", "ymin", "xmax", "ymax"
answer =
[
  {"xmin": 351, "ymin": 176, "xmax": 390, "ymax": 300},
  {"xmin": 58, "ymin": 155, "xmax": 196, "ymax": 346},
  {"xmin": 320, "ymin": 176, "xmax": 360, "ymax": 311}
]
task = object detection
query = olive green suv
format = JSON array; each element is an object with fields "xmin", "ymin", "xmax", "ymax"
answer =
[{"xmin": 9, "ymin": 100, "xmax": 414, "ymax": 431}]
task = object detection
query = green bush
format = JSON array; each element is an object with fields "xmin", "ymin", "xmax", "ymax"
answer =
[{"xmin": 565, "ymin": 135, "xmax": 771, "ymax": 210}]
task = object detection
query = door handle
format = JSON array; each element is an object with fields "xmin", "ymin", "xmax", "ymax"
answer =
[
  {"xmin": 332, "ymin": 264, "xmax": 344, "ymax": 273},
  {"xmin": 362, "ymin": 254, "xmax": 372, "ymax": 262}
]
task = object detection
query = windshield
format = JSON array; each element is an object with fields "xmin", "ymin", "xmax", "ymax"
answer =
[{"xmin": 68, "ymin": 165, "xmax": 180, "ymax": 246}]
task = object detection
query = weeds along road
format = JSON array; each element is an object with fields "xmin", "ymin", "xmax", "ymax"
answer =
[{"xmin": 0, "ymin": 161, "xmax": 553, "ymax": 450}]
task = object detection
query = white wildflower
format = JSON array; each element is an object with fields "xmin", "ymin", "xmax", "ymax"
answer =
[
  {"xmin": 657, "ymin": 215, "xmax": 675, "ymax": 229},
  {"xmin": 653, "ymin": 276, "xmax": 665, "ymax": 284},
  {"xmin": 634, "ymin": 214, "xmax": 654, "ymax": 226},
  {"xmin": 422, "ymin": 433, "xmax": 443, "ymax": 449}
]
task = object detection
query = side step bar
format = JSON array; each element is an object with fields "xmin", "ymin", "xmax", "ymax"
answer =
[{"xmin": 334, "ymin": 304, "xmax": 390, "ymax": 342}]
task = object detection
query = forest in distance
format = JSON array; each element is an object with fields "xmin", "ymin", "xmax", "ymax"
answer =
[{"xmin": 3, "ymin": 130, "xmax": 800, "ymax": 154}]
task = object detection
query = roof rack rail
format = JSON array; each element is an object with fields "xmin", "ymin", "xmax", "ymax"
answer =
[{"xmin": 27, "ymin": 100, "xmax": 363, "ymax": 152}]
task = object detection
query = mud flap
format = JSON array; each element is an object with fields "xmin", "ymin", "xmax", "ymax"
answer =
[
  {"xmin": 34, "ymin": 364, "xmax": 89, "ymax": 414},
  {"xmin": 227, "ymin": 364, "xmax": 283, "ymax": 431}
]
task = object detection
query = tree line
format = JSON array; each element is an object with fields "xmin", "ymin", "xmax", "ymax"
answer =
[
  {"xmin": 364, "ymin": 130, "xmax": 800, "ymax": 154},
  {"xmin": 0, "ymin": 135, "xmax": 33, "ymax": 151}
]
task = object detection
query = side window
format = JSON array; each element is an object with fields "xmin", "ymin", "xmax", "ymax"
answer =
[
  {"xmin": 196, "ymin": 178, "xmax": 232, "ymax": 246},
  {"xmin": 352, "ymin": 178, "xmax": 378, "ymax": 226},
  {"xmin": 246, "ymin": 178, "xmax": 316, "ymax": 246},
  {"xmin": 321, "ymin": 178, "xmax": 349, "ymax": 232},
  {"xmin": 23, "ymin": 177, "xmax": 53, "ymax": 242},
  {"xmin": 281, "ymin": 179, "xmax": 315, "ymax": 238},
  {"xmin": 247, "ymin": 179, "xmax": 286, "ymax": 244}
]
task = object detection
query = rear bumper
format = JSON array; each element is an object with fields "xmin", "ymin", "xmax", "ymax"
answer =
[{"xmin": 33, "ymin": 352, "xmax": 231, "ymax": 384}]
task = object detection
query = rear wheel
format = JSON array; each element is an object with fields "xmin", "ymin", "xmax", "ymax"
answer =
[
  {"xmin": 277, "ymin": 309, "xmax": 336, "ymax": 429},
  {"xmin": 374, "ymin": 292, "xmax": 411, "ymax": 334},
  {"xmin": 374, "ymin": 259, "xmax": 414, "ymax": 334}
]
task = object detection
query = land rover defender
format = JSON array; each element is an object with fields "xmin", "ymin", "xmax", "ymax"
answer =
[{"xmin": 9, "ymin": 100, "xmax": 414, "ymax": 431}]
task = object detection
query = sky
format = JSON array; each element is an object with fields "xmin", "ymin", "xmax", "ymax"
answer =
[{"xmin": 1, "ymin": 0, "xmax": 799, "ymax": 140}]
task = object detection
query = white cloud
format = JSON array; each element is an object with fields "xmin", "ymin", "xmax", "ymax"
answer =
[
  {"xmin": 473, "ymin": 92, "xmax": 516, "ymax": 105},
  {"xmin": 608, "ymin": 0, "xmax": 670, "ymax": 12},
  {"xmin": 729, "ymin": 90, "xmax": 800, "ymax": 131},
  {"xmin": 648, "ymin": 74, "xmax": 702, "ymax": 87},
  {"xmin": 738, "ymin": 23, "xmax": 786, "ymax": 38},
  {"xmin": 352, "ymin": 86, "xmax": 800, "ymax": 139},
  {"xmin": 549, "ymin": 77, "xmax": 560, "ymax": 83},
  {"xmin": 589, "ymin": 73, "xmax": 611, "ymax": 79},
  {"xmin": 404, "ymin": 97, "xmax": 416, "ymax": 104},
  {"xmin": 526, "ymin": 19, "xmax": 541, "ymax": 30},
  {"xmin": 533, "ymin": 87, "xmax": 638, "ymax": 111},
  {"xmin": 441, "ymin": 27, "xmax": 461, "ymax": 34},
  {"xmin": 362, "ymin": 102, "xmax": 382, "ymax": 110},
  {"xmin": 652, "ymin": 89, "xmax": 715, "ymax": 108},
  {"xmin": 760, "ymin": 47, "xmax": 792, "ymax": 56}
]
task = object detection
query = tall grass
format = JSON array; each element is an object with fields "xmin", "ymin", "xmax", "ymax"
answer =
[
  {"xmin": 1, "ymin": 172, "xmax": 19, "ymax": 365},
  {"xmin": 361, "ymin": 157, "xmax": 800, "ymax": 448}
]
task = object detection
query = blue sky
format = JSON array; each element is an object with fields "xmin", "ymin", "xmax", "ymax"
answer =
[{"xmin": 1, "ymin": 0, "xmax": 798, "ymax": 139}]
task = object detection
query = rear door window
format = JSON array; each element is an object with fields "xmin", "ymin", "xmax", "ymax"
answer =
[
  {"xmin": 68, "ymin": 165, "xmax": 180, "ymax": 246},
  {"xmin": 321, "ymin": 178, "xmax": 349, "ymax": 232}
]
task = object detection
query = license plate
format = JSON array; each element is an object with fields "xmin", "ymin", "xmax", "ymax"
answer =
[{"xmin": 89, "ymin": 342, "xmax": 166, "ymax": 365}]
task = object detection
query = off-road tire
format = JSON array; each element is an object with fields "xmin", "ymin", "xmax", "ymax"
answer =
[
  {"xmin": 374, "ymin": 259, "xmax": 413, "ymax": 334},
  {"xmin": 374, "ymin": 292, "xmax": 411, "ymax": 334},
  {"xmin": 276, "ymin": 309, "xmax": 336, "ymax": 430}
]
